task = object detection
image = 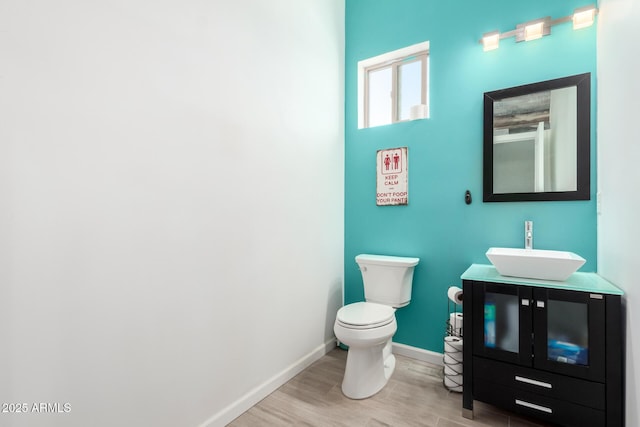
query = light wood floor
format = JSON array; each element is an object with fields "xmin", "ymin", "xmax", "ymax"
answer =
[{"xmin": 229, "ymin": 347, "xmax": 552, "ymax": 426}]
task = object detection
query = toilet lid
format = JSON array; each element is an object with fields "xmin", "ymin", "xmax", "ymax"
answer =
[{"xmin": 336, "ymin": 302, "xmax": 395, "ymax": 329}]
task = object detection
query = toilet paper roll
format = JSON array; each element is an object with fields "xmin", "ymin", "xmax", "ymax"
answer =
[
  {"xmin": 444, "ymin": 362, "xmax": 463, "ymax": 375},
  {"xmin": 444, "ymin": 374, "xmax": 463, "ymax": 392},
  {"xmin": 444, "ymin": 373, "xmax": 463, "ymax": 384},
  {"xmin": 445, "ymin": 352, "xmax": 463, "ymax": 364},
  {"xmin": 449, "ymin": 312, "xmax": 464, "ymax": 333},
  {"xmin": 444, "ymin": 336, "xmax": 463, "ymax": 352},
  {"xmin": 447, "ymin": 286, "xmax": 463, "ymax": 305},
  {"xmin": 444, "ymin": 344, "xmax": 462, "ymax": 355},
  {"xmin": 444, "ymin": 352, "xmax": 463, "ymax": 365}
]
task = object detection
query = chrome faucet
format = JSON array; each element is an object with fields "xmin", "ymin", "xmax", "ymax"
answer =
[{"xmin": 525, "ymin": 221, "xmax": 533, "ymax": 250}]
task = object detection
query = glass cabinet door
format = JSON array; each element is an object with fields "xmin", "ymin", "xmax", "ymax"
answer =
[
  {"xmin": 484, "ymin": 291, "xmax": 520, "ymax": 353},
  {"xmin": 533, "ymin": 288, "xmax": 605, "ymax": 382},
  {"xmin": 547, "ymin": 299, "xmax": 589, "ymax": 365},
  {"xmin": 472, "ymin": 282, "xmax": 532, "ymax": 365}
]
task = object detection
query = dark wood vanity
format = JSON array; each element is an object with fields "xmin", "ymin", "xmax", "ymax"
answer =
[{"xmin": 462, "ymin": 264, "xmax": 623, "ymax": 427}]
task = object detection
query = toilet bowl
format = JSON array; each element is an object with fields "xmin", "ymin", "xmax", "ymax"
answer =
[
  {"xmin": 334, "ymin": 302, "xmax": 397, "ymax": 399},
  {"xmin": 333, "ymin": 254, "xmax": 419, "ymax": 400}
]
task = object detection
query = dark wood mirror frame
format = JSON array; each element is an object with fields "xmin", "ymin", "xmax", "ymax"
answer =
[{"xmin": 483, "ymin": 73, "xmax": 591, "ymax": 202}]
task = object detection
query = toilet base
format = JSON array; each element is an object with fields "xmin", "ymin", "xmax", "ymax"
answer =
[{"xmin": 341, "ymin": 340, "xmax": 396, "ymax": 399}]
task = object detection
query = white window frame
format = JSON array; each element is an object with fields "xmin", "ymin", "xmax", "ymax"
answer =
[{"xmin": 358, "ymin": 41, "xmax": 430, "ymax": 129}]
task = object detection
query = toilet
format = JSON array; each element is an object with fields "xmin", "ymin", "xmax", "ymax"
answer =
[{"xmin": 334, "ymin": 254, "xmax": 420, "ymax": 399}]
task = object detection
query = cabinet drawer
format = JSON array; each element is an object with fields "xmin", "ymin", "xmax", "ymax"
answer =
[
  {"xmin": 474, "ymin": 379, "xmax": 605, "ymax": 427},
  {"xmin": 473, "ymin": 356, "xmax": 605, "ymax": 410}
]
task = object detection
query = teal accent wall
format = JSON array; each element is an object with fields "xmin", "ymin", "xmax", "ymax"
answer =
[{"xmin": 345, "ymin": 0, "xmax": 597, "ymax": 353}]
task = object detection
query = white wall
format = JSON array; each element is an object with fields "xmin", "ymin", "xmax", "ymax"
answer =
[
  {"xmin": 0, "ymin": 1, "xmax": 344, "ymax": 426},
  {"xmin": 597, "ymin": 0, "xmax": 640, "ymax": 425}
]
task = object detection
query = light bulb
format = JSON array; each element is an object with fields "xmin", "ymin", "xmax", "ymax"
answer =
[
  {"xmin": 524, "ymin": 22, "xmax": 545, "ymax": 41},
  {"xmin": 573, "ymin": 8, "xmax": 596, "ymax": 30},
  {"xmin": 482, "ymin": 32, "xmax": 500, "ymax": 51}
]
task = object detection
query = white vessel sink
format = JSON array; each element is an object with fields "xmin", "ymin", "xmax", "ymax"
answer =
[{"xmin": 486, "ymin": 247, "xmax": 586, "ymax": 281}]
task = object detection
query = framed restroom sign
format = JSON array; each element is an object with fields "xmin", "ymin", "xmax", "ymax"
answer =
[{"xmin": 376, "ymin": 147, "xmax": 408, "ymax": 206}]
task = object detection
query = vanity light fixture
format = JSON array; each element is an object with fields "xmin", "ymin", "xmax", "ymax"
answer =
[{"xmin": 479, "ymin": 4, "xmax": 597, "ymax": 51}]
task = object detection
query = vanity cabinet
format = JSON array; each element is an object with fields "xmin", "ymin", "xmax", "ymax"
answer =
[{"xmin": 462, "ymin": 265, "xmax": 623, "ymax": 427}]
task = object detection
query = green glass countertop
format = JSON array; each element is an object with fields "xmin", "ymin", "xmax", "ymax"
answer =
[{"xmin": 461, "ymin": 264, "xmax": 624, "ymax": 295}]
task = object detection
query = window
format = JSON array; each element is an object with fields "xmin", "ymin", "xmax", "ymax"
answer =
[{"xmin": 358, "ymin": 41, "xmax": 429, "ymax": 129}]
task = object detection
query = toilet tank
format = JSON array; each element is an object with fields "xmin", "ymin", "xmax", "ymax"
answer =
[{"xmin": 356, "ymin": 254, "xmax": 420, "ymax": 308}]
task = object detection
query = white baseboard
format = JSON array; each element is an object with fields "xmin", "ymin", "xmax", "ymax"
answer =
[
  {"xmin": 392, "ymin": 342, "xmax": 444, "ymax": 366},
  {"xmin": 199, "ymin": 338, "xmax": 337, "ymax": 427}
]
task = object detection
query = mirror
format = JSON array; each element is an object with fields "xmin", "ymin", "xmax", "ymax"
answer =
[{"xmin": 483, "ymin": 73, "xmax": 590, "ymax": 202}]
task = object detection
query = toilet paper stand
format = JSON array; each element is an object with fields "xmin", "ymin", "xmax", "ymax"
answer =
[{"xmin": 444, "ymin": 287, "xmax": 463, "ymax": 392}]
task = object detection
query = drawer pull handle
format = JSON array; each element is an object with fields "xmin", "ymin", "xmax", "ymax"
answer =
[
  {"xmin": 515, "ymin": 399, "xmax": 553, "ymax": 414},
  {"xmin": 515, "ymin": 375, "xmax": 552, "ymax": 389}
]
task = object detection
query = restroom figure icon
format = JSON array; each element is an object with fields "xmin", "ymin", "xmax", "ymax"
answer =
[{"xmin": 382, "ymin": 150, "xmax": 402, "ymax": 173}]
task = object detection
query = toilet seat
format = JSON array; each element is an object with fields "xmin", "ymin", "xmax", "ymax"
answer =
[{"xmin": 336, "ymin": 302, "xmax": 395, "ymax": 330}]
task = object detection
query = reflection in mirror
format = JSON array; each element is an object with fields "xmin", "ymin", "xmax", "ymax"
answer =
[
  {"xmin": 483, "ymin": 73, "xmax": 590, "ymax": 202},
  {"xmin": 493, "ymin": 88, "xmax": 576, "ymax": 193}
]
